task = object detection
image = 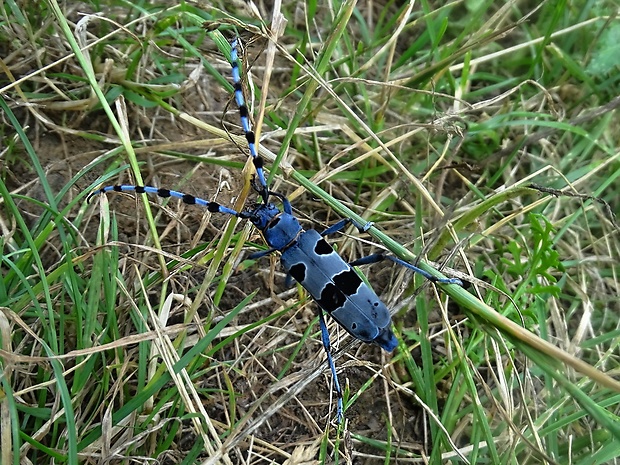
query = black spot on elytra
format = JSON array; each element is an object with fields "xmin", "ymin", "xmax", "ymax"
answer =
[
  {"xmin": 314, "ymin": 239, "xmax": 333, "ymax": 255},
  {"xmin": 289, "ymin": 263, "xmax": 306, "ymax": 283},
  {"xmin": 317, "ymin": 283, "xmax": 346, "ymax": 313},
  {"xmin": 332, "ymin": 269, "xmax": 363, "ymax": 296},
  {"xmin": 349, "ymin": 319, "xmax": 372, "ymax": 340}
]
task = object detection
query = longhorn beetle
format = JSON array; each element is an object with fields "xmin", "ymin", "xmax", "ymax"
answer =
[{"xmin": 88, "ymin": 37, "xmax": 463, "ymax": 422}]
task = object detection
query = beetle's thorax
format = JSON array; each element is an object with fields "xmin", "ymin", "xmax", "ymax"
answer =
[{"xmin": 250, "ymin": 204, "xmax": 303, "ymax": 250}]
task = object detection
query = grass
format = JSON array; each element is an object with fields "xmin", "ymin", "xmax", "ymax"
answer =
[{"xmin": 1, "ymin": 0, "xmax": 620, "ymax": 463}]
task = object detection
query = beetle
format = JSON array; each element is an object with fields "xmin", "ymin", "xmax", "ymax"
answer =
[{"xmin": 88, "ymin": 37, "xmax": 462, "ymax": 421}]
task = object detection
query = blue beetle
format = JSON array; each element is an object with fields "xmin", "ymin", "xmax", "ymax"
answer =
[
  {"xmin": 88, "ymin": 37, "xmax": 462, "ymax": 421},
  {"xmin": 88, "ymin": 185, "xmax": 399, "ymax": 351}
]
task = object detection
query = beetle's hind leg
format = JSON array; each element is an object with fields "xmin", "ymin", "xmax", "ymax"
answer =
[{"xmin": 317, "ymin": 309, "xmax": 345, "ymax": 423}]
